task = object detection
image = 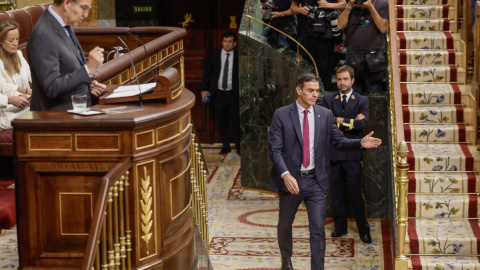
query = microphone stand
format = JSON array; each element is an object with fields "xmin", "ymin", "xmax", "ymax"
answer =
[
  {"xmin": 117, "ymin": 36, "xmax": 144, "ymax": 106},
  {"xmin": 128, "ymin": 31, "xmax": 156, "ymax": 81}
]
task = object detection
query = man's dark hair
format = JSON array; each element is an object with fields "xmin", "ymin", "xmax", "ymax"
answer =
[
  {"xmin": 296, "ymin": 72, "xmax": 318, "ymax": 89},
  {"xmin": 336, "ymin": 65, "xmax": 355, "ymax": 79},
  {"xmin": 223, "ymin": 31, "xmax": 237, "ymax": 42}
]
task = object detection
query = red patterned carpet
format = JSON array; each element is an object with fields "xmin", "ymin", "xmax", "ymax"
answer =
[
  {"xmin": 0, "ymin": 180, "xmax": 15, "ymax": 233},
  {"xmin": 203, "ymin": 144, "xmax": 392, "ymax": 270}
]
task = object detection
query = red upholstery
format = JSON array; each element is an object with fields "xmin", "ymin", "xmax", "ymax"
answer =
[
  {"xmin": 0, "ymin": 129, "xmax": 12, "ymax": 143},
  {"xmin": 0, "ymin": 130, "xmax": 13, "ymax": 156},
  {"xmin": 0, "ymin": 4, "xmax": 50, "ymax": 59}
]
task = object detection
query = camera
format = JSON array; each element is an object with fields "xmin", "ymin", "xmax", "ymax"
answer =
[
  {"xmin": 306, "ymin": 5, "xmax": 320, "ymax": 24},
  {"xmin": 262, "ymin": 0, "xmax": 276, "ymax": 22},
  {"xmin": 354, "ymin": 0, "xmax": 367, "ymax": 4},
  {"xmin": 324, "ymin": 9, "xmax": 340, "ymax": 21}
]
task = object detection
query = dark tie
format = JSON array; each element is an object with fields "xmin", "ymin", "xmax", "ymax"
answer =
[
  {"xmin": 222, "ymin": 53, "xmax": 230, "ymax": 90},
  {"xmin": 64, "ymin": 25, "xmax": 81, "ymax": 53},
  {"xmin": 342, "ymin": 94, "xmax": 347, "ymax": 110},
  {"xmin": 302, "ymin": 110, "xmax": 310, "ymax": 168}
]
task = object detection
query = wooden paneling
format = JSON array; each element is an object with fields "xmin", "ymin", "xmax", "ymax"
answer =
[
  {"xmin": 14, "ymin": 91, "xmax": 197, "ymax": 269},
  {"xmin": 155, "ymin": 0, "xmax": 246, "ymax": 143}
]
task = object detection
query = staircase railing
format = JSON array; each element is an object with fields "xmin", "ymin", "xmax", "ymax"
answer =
[
  {"xmin": 82, "ymin": 158, "xmax": 133, "ymax": 270},
  {"xmin": 190, "ymin": 125, "xmax": 210, "ymax": 249},
  {"xmin": 394, "ymin": 141, "xmax": 409, "ymax": 269},
  {"xmin": 80, "ymin": 125, "xmax": 210, "ymax": 269},
  {"xmin": 474, "ymin": 2, "xmax": 480, "ymax": 84},
  {"xmin": 244, "ymin": 0, "xmax": 319, "ymax": 77},
  {"xmin": 387, "ymin": 0, "xmax": 407, "ymax": 268}
]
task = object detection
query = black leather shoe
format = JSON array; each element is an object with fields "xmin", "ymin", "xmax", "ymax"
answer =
[
  {"xmin": 281, "ymin": 257, "xmax": 294, "ymax": 270},
  {"xmin": 360, "ymin": 233, "xmax": 372, "ymax": 244},
  {"xmin": 219, "ymin": 148, "xmax": 231, "ymax": 155},
  {"xmin": 331, "ymin": 230, "xmax": 347, "ymax": 237}
]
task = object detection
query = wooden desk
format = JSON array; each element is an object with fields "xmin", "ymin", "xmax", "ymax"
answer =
[{"xmin": 13, "ymin": 90, "xmax": 196, "ymax": 269}]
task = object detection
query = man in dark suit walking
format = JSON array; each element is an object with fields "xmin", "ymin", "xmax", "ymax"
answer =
[
  {"xmin": 268, "ymin": 72, "xmax": 381, "ymax": 270},
  {"xmin": 201, "ymin": 32, "xmax": 240, "ymax": 155},
  {"xmin": 322, "ymin": 65, "xmax": 371, "ymax": 243},
  {"xmin": 28, "ymin": 0, "xmax": 106, "ymax": 111}
]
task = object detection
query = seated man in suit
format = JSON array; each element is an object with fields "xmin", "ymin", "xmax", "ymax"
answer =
[{"xmin": 27, "ymin": 0, "xmax": 106, "ymax": 111}]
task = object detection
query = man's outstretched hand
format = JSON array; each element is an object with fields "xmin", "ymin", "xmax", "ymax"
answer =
[{"xmin": 360, "ymin": 131, "xmax": 382, "ymax": 148}]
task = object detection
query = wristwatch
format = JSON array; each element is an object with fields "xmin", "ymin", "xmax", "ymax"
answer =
[{"xmin": 345, "ymin": 4, "xmax": 352, "ymax": 11}]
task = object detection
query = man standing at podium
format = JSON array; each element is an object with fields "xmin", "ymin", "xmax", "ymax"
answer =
[
  {"xmin": 28, "ymin": 0, "xmax": 106, "ymax": 111},
  {"xmin": 201, "ymin": 32, "xmax": 240, "ymax": 155}
]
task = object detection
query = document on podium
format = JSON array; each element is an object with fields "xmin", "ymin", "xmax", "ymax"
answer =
[{"xmin": 104, "ymin": 83, "xmax": 156, "ymax": 99}]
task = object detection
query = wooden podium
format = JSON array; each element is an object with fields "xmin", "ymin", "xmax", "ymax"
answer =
[
  {"xmin": 13, "ymin": 90, "xmax": 196, "ymax": 269},
  {"xmin": 98, "ymin": 67, "xmax": 182, "ymax": 105}
]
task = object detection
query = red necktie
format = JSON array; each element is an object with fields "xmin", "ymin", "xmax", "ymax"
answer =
[{"xmin": 302, "ymin": 110, "xmax": 310, "ymax": 168}]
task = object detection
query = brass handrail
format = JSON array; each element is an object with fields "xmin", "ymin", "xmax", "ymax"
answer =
[
  {"xmin": 190, "ymin": 124, "xmax": 209, "ymax": 250},
  {"xmin": 245, "ymin": 15, "xmax": 319, "ymax": 78},
  {"xmin": 395, "ymin": 141, "xmax": 409, "ymax": 269},
  {"xmin": 82, "ymin": 157, "xmax": 132, "ymax": 270}
]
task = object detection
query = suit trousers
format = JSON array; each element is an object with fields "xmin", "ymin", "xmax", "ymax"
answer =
[
  {"xmin": 329, "ymin": 160, "xmax": 369, "ymax": 235},
  {"xmin": 212, "ymin": 90, "xmax": 240, "ymax": 150},
  {"xmin": 299, "ymin": 36, "xmax": 334, "ymax": 92},
  {"xmin": 277, "ymin": 173, "xmax": 327, "ymax": 270}
]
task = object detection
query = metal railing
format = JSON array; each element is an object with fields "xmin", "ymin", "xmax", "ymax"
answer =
[
  {"xmin": 190, "ymin": 126, "xmax": 209, "ymax": 249},
  {"xmin": 244, "ymin": 0, "xmax": 319, "ymax": 77},
  {"xmin": 394, "ymin": 141, "xmax": 409, "ymax": 269},
  {"xmin": 82, "ymin": 125, "xmax": 210, "ymax": 269},
  {"xmin": 82, "ymin": 158, "xmax": 133, "ymax": 270}
]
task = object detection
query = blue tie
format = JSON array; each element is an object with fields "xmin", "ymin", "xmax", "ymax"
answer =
[{"xmin": 64, "ymin": 25, "xmax": 81, "ymax": 53}]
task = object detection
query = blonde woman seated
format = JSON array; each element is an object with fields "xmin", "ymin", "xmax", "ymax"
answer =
[{"xmin": 0, "ymin": 21, "xmax": 31, "ymax": 130}]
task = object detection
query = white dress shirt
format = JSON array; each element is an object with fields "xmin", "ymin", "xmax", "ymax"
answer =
[
  {"xmin": 281, "ymin": 100, "xmax": 315, "ymax": 177},
  {"xmin": 340, "ymin": 89, "xmax": 353, "ymax": 102},
  {"xmin": 217, "ymin": 49, "xmax": 234, "ymax": 90}
]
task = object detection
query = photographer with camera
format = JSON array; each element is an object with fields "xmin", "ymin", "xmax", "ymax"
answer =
[
  {"xmin": 337, "ymin": 0, "xmax": 388, "ymax": 92},
  {"xmin": 260, "ymin": 0, "xmax": 297, "ymax": 49},
  {"xmin": 291, "ymin": 0, "xmax": 345, "ymax": 92}
]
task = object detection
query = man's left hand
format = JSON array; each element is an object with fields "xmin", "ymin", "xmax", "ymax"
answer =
[
  {"xmin": 360, "ymin": 131, "xmax": 382, "ymax": 148},
  {"xmin": 90, "ymin": 80, "xmax": 106, "ymax": 97}
]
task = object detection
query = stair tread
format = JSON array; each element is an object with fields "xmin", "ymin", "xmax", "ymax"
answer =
[
  {"xmin": 409, "ymin": 255, "xmax": 480, "ymax": 268},
  {"xmin": 408, "ymin": 219, "xmax": 479, "ymax": 255}
]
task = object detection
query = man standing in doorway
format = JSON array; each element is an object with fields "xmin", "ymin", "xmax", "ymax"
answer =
[
  {"xmin": 268, "ymin": 72, "xmax": 381, "ymax": 270},
  {"xmin": 322, "ymin": 65, "xmax": 371, "ymax": 243},
  {"xmin": 201, "ymin": 32, "xmax": 240, "ymax": 155}
]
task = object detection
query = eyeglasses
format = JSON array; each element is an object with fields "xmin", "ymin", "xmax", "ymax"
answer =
[
  {"xmin": 72, "ymin": 1, "xmax": 92, "ymax": 13},
  {"xmin": 79, "ymin": 4, "xmax": 92, "ymax": 12}
]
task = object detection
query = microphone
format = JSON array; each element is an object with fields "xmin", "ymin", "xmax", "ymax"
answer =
[
  {"xmin": 127, "ymin": 31, "xmax": 156, "ymax": 81},
  {"xmin": 117, "ymin": 36, "xmax": 144, "ymax": 106}
]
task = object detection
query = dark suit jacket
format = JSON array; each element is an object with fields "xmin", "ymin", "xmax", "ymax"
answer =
[
  {"xmin": 28, "ymin": 9, "xmax": 92, "ymax": 111},
  {"xmin": 322, "ymin": 91, "xmax": 369, "ymax": 161},
  {"xmin": 200, "ymin": 49, "xmax": 239, "ymax": 98},
  {"xmin": 268, "ymin": 102, "xmax": 362, "ymax": 193}
]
